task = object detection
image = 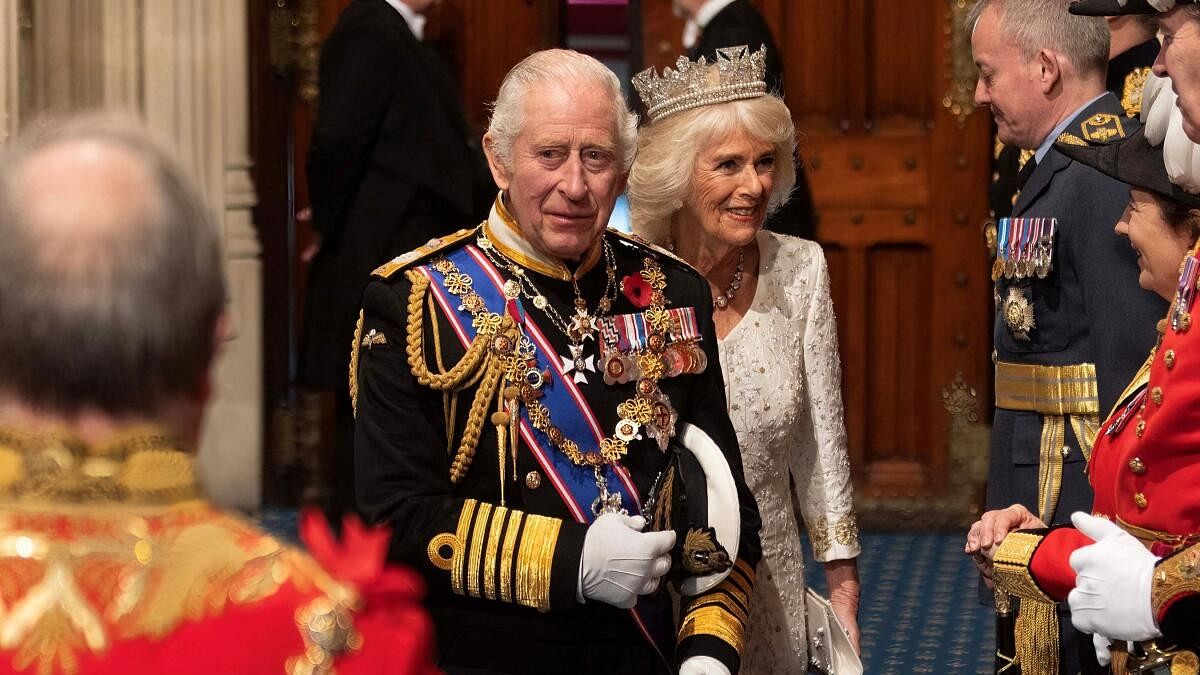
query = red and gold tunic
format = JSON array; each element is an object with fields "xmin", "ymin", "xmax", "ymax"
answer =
[
  {"xmin": 994, "ymin": 243, "xmax": 1200, "ymax": 646},
  {"xmin": 0, "ymin": 427, "xmax": 438, "ymax": 675}
]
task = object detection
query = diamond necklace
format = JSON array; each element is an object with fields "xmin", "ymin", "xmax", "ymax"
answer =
[{"xmin": 667, "ymin": 241, "xmax": 745, "ymax": 311}]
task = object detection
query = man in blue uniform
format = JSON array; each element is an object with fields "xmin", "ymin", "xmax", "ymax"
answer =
[
  {"xmin": 970, "ymin": 0, "xmax": 1169, "ymax": 672},
  {"xmin": 352, "ymin": 49, "xmax": 762, "ymax": 675}
]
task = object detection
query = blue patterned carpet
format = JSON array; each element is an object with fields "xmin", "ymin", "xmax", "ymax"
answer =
[
  {"xmin": 259, "ymin": 510, "xmax": 994, "ymax": 674},
  {"xmin": 802, "ymin": 532, "xmax": 994, "ymax": 674}
]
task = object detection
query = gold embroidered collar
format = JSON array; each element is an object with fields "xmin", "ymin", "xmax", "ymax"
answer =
[
  {"xmin": 0, "ymin": 425, "xmax": 198, "ymax": 505},
  {"xmin": 485, "ymin": 193, "xmax": 602, "ymax": 282}
]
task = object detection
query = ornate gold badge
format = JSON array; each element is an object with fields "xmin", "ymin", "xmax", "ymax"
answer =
[
  {"xmin": 1123, "ymin": 67, "xmax": 1151, "ymax": 118},
  {"xmin": 681, "ymin": 527, "xmax": 732, "ymax": 575},
  {"xmin": 1003, "ymin": 286, "xmax": 1036, "ymax": 341},
  {"xmin": 1081, "ymin": 113, "xmax": 1126, "ymax": 143},
  {"xmin": 1057, "ymin": 132, "xmax": 1088, "ymax": 147}
]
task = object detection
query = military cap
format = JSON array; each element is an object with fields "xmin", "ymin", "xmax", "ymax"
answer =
[
  {"xmin": 1056, "ymin": 126, "xmax": 1200, "ymax": 208},
  {"xmin": 1070, "ymin": 0, "xmax": 1196, "ymax": 16}
]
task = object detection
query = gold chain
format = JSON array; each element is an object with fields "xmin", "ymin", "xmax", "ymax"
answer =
[{"xmin": 427, "ymin": 249, "xmax": 673, "ymax": 470}]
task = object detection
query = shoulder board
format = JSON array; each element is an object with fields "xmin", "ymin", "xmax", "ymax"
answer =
[
  {"xmin": 1122, "ymin": 67, "xmax": 1151, "ymax": 118},
  {"xmin": 1080, "ymin": 112, "xmax": 1127, "ymax": 144},
  {"xmin": 1056, "ymin": 132, "xmax": 1089, "ymax": 147},
  {"xmin": 608, "ymin": 229, "xmax": 698, "ymax": 272},
  {"xmin": 371, "ymin": 225, "xmax": 481, "ymax": 279}
]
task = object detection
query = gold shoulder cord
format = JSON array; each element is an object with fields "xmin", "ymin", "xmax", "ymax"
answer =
[{"xmin": 404, "ymin": 269, "xmax": 513, "ymax": 485}]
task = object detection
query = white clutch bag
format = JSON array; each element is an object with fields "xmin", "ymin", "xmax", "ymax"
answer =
[{"xmin": 805, "ymin": 587, "xmax": 863, "ymax": 675}]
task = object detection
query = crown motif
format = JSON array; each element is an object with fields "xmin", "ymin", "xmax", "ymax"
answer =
[{"xmin": 632, "ymin": 45, "xmax": 768, "ymax": 123}]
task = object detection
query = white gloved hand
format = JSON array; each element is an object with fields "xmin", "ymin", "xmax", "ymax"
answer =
[
  {"xmin": 678, "ymin": 656, "xmax": 732, "ymax": 675},
  {"xmin": 1067, "ymin": 512, "xmax": 1163, "ymax": 642},
  {"xmin": 579, "ymin": 513, "xmax": 675, "ymax": 609},
  {"xmin": 1092, "ymin": 633, "xmax": 1112, "ymax": 667}
]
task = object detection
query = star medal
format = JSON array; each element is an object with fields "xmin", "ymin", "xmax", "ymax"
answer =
[
  {"xmin": 560, "ymin": 343, "xmax": 596, "ymax": 384},
  {"xmin": 1003, "ymin": 286, "xmax": 1035, "ymax": 341}
]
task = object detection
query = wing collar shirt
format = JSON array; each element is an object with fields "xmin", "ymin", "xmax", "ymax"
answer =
[
  {"xmin": 383, "ymin": 0, "xmax": 426, "ymax": 41},
  {"xmin": 1034, "ymin": 92, "xmax": 1107, "ymax": 163},
  {"xmin": 681, "ymin": 0, "xmax": 738, "ymax": 49}
]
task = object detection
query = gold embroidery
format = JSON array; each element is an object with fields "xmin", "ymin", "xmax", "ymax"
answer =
[
  {"xmin": 678, "ymin": 605, "xmax": 745, "ymax": 654},
  {"xmin": 1081, "ymin": 112, "xmax": 1126, "ymax": 143},
  {"xmin": 450, "ymin": 499, "xmax": 477, "ymax": 596},
  {"xmin": 427, "ymin": 533, "xmax": 458, "ymax": 572},
  {"xmin": 1152, "ymin": 545, "xmax": 1200, "ymax": 620},
  {"xmin": 833, "ymin": 513, "xmax": 860, "ymax": 548},
  {"xmin": 515, "ymin": 514, "xmax": 560, "ymax": 612},
  {"xmin": 1122, "ymin": 67, "xmax": 1152, "ymax": 117},
  {"xmin": 0, "ymin": 504, "xmax": 352, "ymax": 675},
  {"xmin": 1056, "ymin": 132, "xmax": 1089, "ymax": 147},
  {"xmin": 350, "ymin": 310, "xmax": 365, "ymax": 418},
  {"xmin": 993, "ymin": 531, "xmax": 1052, "ymax": 603},
  {"xmin": 466, "ymin": 502, "xmax": 493, "ymax": 598},
  {"xmin": 498, "ymin": 511, "xmax": 524, "ymax": 603}
]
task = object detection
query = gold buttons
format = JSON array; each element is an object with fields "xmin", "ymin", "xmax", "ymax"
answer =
[
  {"xmin": 1165, "ymin": 349, "xmax": 1177, "ymax": 370},
  {"xmin": 1136, "ymin": 420, "xmax": 1146, "ymax": 438},
  {"xmin": 1134, "ymin": 493, "xmax": 1148, "ymax": 509},
  {"xmin": 1129, "ymin": 457, "xmax": 1146, "ymax": 475},
  {"xmin": 525, "ymin": 471, "xmax": 541, "ymax": 490},
  {"xmin": 1151, "ymin": 387, "xmax": 1163, "ymax": 406}
]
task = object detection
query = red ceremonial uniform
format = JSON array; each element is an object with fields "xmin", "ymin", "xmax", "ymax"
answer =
[
  {"xmin": 997, "ymin": 242, "xmax": 1200, "ymax": 642},
  {"xmin": 0, "ymin": 429, "xmax": 439, "ymax": 675}
]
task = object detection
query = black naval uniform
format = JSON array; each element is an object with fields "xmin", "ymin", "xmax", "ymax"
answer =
[
  {"xmin": 987, "ymin": 38, "xmax": 1159, "ymax": 226},
  {"xmin": 987, "ymin": 94, "xmax": 1169, "ymax": 673},
  {"xmin": 352, "ymin": 204, "xmax": 763, "ymax": 675}
]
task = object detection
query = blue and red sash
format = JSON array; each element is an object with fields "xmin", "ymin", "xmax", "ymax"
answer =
[{"xmin": 418, "ymin": 244, "xmax": 674, "ymax": 662}]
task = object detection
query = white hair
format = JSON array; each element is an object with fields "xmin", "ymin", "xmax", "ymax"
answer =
[
  {"xmin": 968, "ymin": 0, "xmax": 1109, "ymax": 76},
  {"xmin": 627, "ymin": 95, "xmax": 797, "ymax": 246},
  {"xmin": 486, "ymin": 49, "xmax": 639, "ymax": 172}
]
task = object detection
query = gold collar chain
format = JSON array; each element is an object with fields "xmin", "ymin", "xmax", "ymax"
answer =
[{"xmin": 428, "ymin": 250, "xmax": 678, "ymax": 472}]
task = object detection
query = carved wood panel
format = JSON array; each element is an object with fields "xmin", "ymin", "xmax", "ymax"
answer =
[{"xmin": 639, "ymin": 0, "xmax": 992, "ymax": 498}]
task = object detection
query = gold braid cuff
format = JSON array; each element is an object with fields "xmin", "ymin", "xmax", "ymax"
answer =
[
  {"xmin": 994, "ymin": 531, "xmax": 1059, "ymax": 675},
  {"xmin": 678, "ymin": 558, "xmax": 756, "ymax": 655},
  {"xmin": 428, "ymin": 499, "xmax": 560, "ymax": 612},
  {"xmin": 1151, "ymin": 543, "xmax": 1200, "ymax": 622}
]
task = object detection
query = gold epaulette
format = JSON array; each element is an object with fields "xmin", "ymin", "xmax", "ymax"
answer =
[
  {"xmin": 677, "ymin": 558, "xmax": 755, "ymax": 655},
  {"xmin": 371, "ymin": 226, "xmax": 481, "ymax": 280},
  {"xmin": 608, "ymin": 228, "xmax": 698, "ymax": 273}
]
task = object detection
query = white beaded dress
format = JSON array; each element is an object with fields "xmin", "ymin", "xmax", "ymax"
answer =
[{"xmin": 718, "ymin": 230, "xmax": 861, "ymax": 674}]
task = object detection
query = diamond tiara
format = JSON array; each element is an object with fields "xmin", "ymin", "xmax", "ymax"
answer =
[{"xmin": 632, "ymin": 45, "xmax": 768, "ymax": 123}]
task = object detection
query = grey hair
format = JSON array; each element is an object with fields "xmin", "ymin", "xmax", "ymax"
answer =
[
  {"xmin": 627, "ymin": 94, "xmax": 797, "ymax": 246},
  {"xmin": 967, "ymin": 0, "xmax": 1109, "ymax": 77},
  {"xmin": 486, "ymin": 49, "xmax": 639, "ymax": 172},
  {"xmin": 0, "ymin": 113, "xmax": 226, "ymax": 416}
]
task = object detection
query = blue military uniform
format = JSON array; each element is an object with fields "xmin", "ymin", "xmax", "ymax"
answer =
[{"xmin": 987, "ymin": 92, "xmax": 1169, "ymax": 674}]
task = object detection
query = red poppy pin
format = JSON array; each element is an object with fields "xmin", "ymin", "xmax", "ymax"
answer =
[{"xmin": 621, "ymin": 273, "xmax": 653, "ymax": 308}]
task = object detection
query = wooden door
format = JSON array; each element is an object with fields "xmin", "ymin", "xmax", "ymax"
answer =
[
  {"xmin": 250, "ymin": 0, "xmax": 560, "ymax": 505},
  {"xmin": 640, "ymin": 0, "xmax": 993, "ymax": 509}
]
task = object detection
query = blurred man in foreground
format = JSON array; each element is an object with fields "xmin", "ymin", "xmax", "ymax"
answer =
[{"xmin": 0, "ymin": 114, "xmax": 437, "ymax": 675}]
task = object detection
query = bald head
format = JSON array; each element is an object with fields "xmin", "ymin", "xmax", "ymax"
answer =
[{"xmin": 0, "ymin": 115, "xmax": 225, "ymax": 418}]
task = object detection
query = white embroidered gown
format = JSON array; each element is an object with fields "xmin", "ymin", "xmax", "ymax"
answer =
[{"xmin": 718, "ymin": 230, "xmax": 861, "ymax": 674}]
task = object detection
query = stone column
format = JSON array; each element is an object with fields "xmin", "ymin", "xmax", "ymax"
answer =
[{"xmin": 142, "ymin": 0, "xmax": 262, "ymax": 510}]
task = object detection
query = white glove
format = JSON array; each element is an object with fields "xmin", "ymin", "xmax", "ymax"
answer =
[
  {"xmin": 678, "ymin": 656, "xmax": 732, "ymax": 675},
  {"xmin": 1067, "ymin": 512, "xmax": 1163, "ymax": 642},
  {"xmin": 579, "ymin": 513, "xmax": 674, "ymax": 609},
  {"xmin": 1092, "ymin": 633, "xmax": 1112, "ymax": 667}
]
